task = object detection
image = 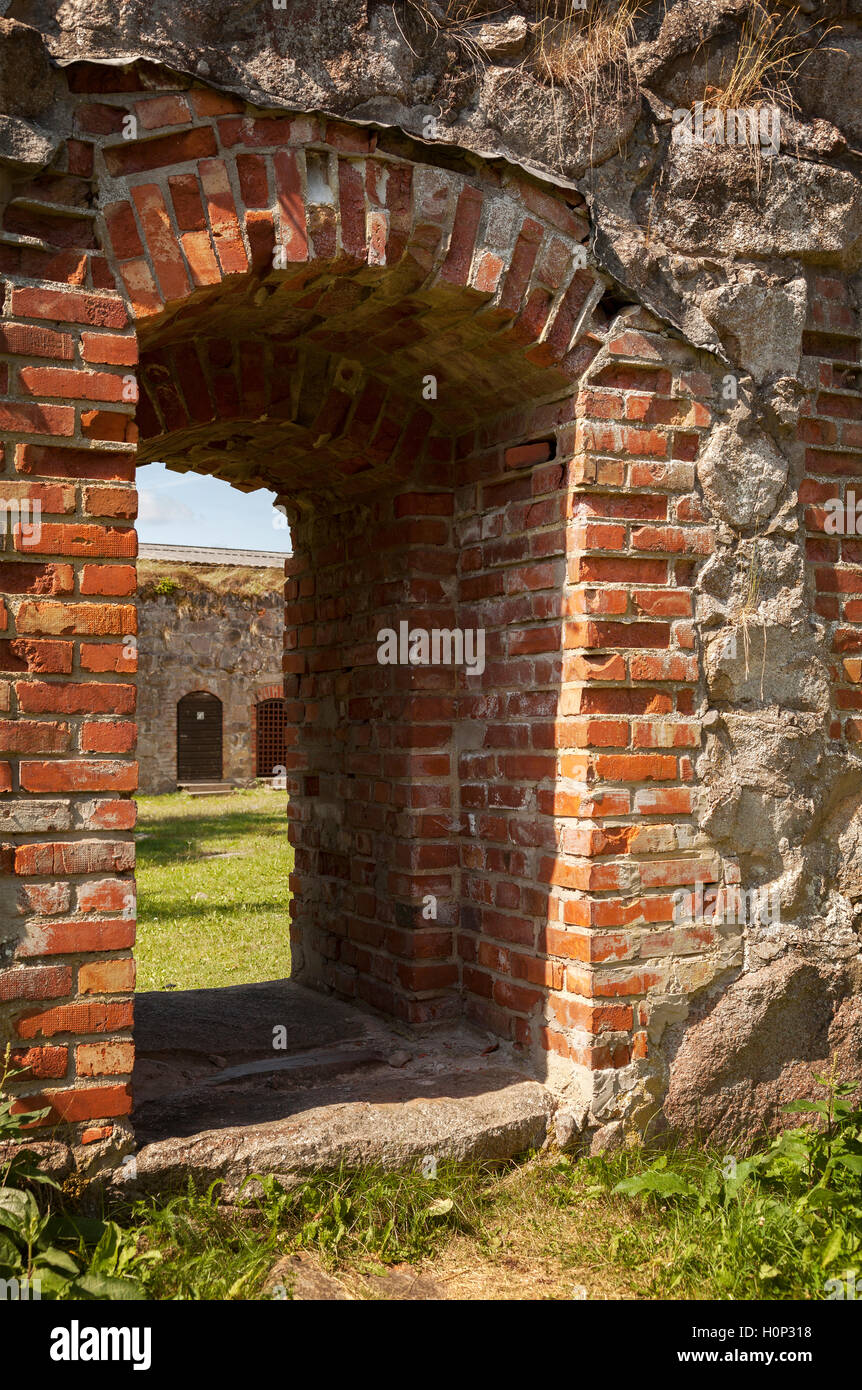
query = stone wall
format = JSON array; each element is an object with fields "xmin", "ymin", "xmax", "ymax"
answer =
[{"xmin": 136, "ymin": 563, "xmax": 284, "ymax": 793}]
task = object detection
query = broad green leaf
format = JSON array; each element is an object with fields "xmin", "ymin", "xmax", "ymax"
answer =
[
  {"xmin": 0, "ymin": 1187, "xmax": 38, "ymax": 1236},
  {"xmin": 36, "ymin": 1246, "xmax": 80, "ymax": 1277},
  {"xmin": 70, "ymin": 1273, "xmax": 145, "ymax": 1301}
]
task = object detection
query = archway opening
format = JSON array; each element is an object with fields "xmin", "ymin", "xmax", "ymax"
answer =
[
  {"xmin": 0, "ymin": 100, "xmax": 612, "ymax": 1158},
  {"xmin": 177, "ymin": 691, "xmax": 223, "ymax": 784},
  {"xmin": 107, "ymin": 106, "xmax": 602, "ymax": 1135}
]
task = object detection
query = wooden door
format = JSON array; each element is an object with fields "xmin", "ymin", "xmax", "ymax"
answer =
[{"xmin": 177, "ymin": 691, "xmax": 223, "ymax": 781}]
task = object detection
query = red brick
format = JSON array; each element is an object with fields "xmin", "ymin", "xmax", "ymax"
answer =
[
  {"xmin": 168, "ymin": 172, "xmax": 206, "ymax": 231},
  {"xmin": 14, "ymin": 839, "xmax": 133, "ymax": 876},
  {"xmin": 81, "ymin": 1124, "xmax": 113, "ymax": 1143},
  {"xmin": 77, "ymin": 798, "xmax": 137, "ymax": 830},
  {"xmin": 78, "ymin": 958, "xmax": 135, "ymax": 994},
  {"xmin": 0, "ymin": 965, "xmax": 72, "ymax": 1003},
  {"xmin": 67, "ymin": 140, "xmax": 94, "ymax": 177},
  {"xmin": 104, "ymin": 126, "xmax": 217, "ymax": 176},
  {"xmin": 132, "ymin": 182, "xmax": 192, "ymax": 301},
  {"xmin": 135, "ymin": 94, "xmax": 191, "ymax": 129},
  {"xmin": 77, "ymin": 103, "xmax": 126, "ymax": 135},
  {"xmin": 14, "ymin": 1000, "xmax": 133, "ymax": 1039},
  {"xmin": 0, "ymin": 323, "xmax": 74, "ymax": 359},
  {"xmin": 10, "ymin": 1046, "xmax": 68, "ymax": 1079},
  {"xmin": 103, "ymin": 200, "xmax": 145, "ymax": 260},
  {"xmin": 0, "ymin": 719, "xmax": 70, "ymax": 754},
  {"xmin": 80, "ymin": 410, "xmax": 137, "ymax": 443},
  {"xmin": 17, "ymin": 524, "xmax": 135, "ymax": 558},
  {"xmin": 80, "ymin": 565, "xmax": 136, "ymax": 595},
  {"xmin": 17, "ymin": 367, "xmax": 126, "ymax": 402},
  {"xmin": 189, "ymin": 89, "xmax": 245, "ymax": 117},
  {"xmin": 440, "ymin": 185, "xmax": 483, "ymax": 285},
  {"xmin": 180, "ymin": 230, "xmax": 221, "ymax": 287},
  {"xmin": 116, "ymin": 258, "xmax": 163, "ymax": 319},
  {"xmin": 15, "ymin": 443, "xmax": 135, "ymax": 483},
  {"xmin": 505, "ymin": 441, "xmax": 553, "ymax": 469},
  {"xmin": 19, "ymin": 760, "xmax": 137, "ymax": 792},
  {"xmin": 274, "ymin": 150, "xmax": 308, "ymax": 262},
  {"xmin": 199, "ymin": 158, "xmax": 248, "ymax": 275},
  {"xmin": 10, "ymin": 287, "xmax": 127, "ymax": 328},
  {"xmin": 81, "ymin": 720, "xmax": 137, "ymax": 753},
  {"xmin": 76, "ymin": 1040, "xmax": 135, "ymax": 1076},
  {"xmin": 0, "ymin": 401, "xmax": 74, "ymax": 435},
  {"xmin": 236, "ymin": 152, "xmax": 269, "ymax": 208},
  {"xmin": 80, "ymin": 644, "xmax": 136, "ymax": 674},
  {"xmin": 15, "ymin": 601, "xmax": 135, "ymax": 635},
  {"xmin": 16, "ymin": 919, "xmax": 135, "ymax": 957},
  {"xmin": 76, "ymin": 878, "xmax": 135, "ymax": 915},
  {"xmin": 17, "ymin": 1084, "xmax": 132, "ymax": 1124},
  {"xmin": 0, "ymin": 561, "xmax": 74, "ymax": 595}
]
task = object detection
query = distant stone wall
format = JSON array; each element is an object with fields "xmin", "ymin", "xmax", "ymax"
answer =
[{"xmin": 137, "ymin": 566, "xmax": 283, "ymax": 793}]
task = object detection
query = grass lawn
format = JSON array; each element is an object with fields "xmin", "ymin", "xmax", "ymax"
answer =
[{"xmin": 133, "ymin": 787, "xmax": 293, "ymax": 992}]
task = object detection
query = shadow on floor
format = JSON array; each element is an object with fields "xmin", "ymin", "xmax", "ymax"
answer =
[{"xmin": 132, "ymin": 978, "xmax": 537, "ymax": 1145}]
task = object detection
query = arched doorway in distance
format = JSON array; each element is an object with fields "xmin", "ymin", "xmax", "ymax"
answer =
[{"xmin": 177, "ymin": 691, "xmax": 223, "ymax": 784}]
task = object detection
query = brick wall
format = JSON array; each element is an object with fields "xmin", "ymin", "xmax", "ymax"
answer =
[
  {"xmin": 452, "ymin": 305, "xmax": 726, "ymax": 1097},
  {"xmin": 3, "ymin": 62, "xmax": 849, "ymax": 1158}
]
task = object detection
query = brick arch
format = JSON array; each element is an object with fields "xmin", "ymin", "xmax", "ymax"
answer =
[
  {"xmin": 254, "ymin": 684, "xmax": 285, "ymax": 704},
  {"xmin": 0, "ymin": 67, "xmax": 723, "ymax": 1162},
  {"xmin": 93, "ymin": 106, "xmax": 596, "ymax": 502}
]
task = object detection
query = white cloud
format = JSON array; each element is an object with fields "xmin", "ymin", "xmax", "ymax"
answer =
[{"xmin": 137, "ymin": 490, "xmax": 199, "ymax": 526}]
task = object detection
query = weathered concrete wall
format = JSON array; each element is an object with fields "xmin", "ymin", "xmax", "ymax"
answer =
[{"xmin": 136, "ymin": 565, "xmax": 283, "ymax": 793}]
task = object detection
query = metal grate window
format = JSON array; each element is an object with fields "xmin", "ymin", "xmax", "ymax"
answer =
[{"xmin": 256, "ymin": 697, "xmax": 287, "ymax": 778}]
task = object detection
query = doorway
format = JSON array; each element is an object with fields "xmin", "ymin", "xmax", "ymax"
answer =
[{"xmin": 177, "ymin": 691, "xmax": 223, "ymax": 783}]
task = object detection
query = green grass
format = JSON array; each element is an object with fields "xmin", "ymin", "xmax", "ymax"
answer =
[
  {"xmin": 124, "ymin": 1165, "xmax": 487, "ymax": 1301},
  {"xmin": 133, "ymin": 787, "xmax": 293, "ymax": 992},
  {"xmin": 115, "ymin": 1093, "xmax": 862, "ymax": 1299}
]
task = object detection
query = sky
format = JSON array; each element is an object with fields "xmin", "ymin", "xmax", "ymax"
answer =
[{"xmin": 136, "ymin": 461, "xmax": 292, "ymax": 553}]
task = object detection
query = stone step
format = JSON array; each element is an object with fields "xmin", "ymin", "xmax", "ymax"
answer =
[{"xmin": 178, "ymin": 781, "xmax": 236, "ymax": 796}]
